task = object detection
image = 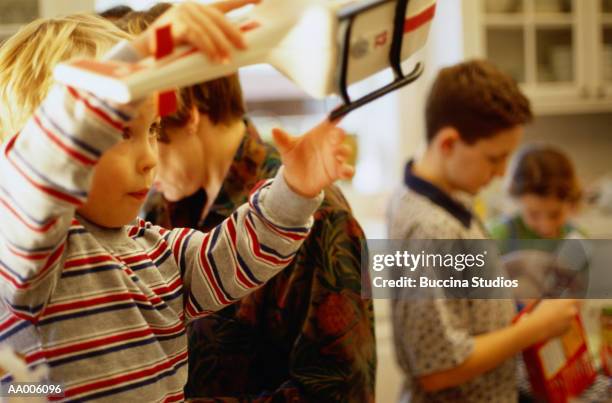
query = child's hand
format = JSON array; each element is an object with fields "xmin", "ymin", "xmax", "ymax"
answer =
[
  {"xmin": 526, "ymin": 299, "xmax": 581, "ymax": 341},
  {"xmin": 212, "ymin": 0, "xmax": 261, "ymax": 13},
  {"xmin": 272, "ymin": 119, "xmax": 355, "ymax": 198},
  {"xmin": 132, "ymin": 0, "xmax": 259, "ymax": 62}
]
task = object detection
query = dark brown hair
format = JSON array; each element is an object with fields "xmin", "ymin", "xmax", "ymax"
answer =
[
  {"xmin": 509, "ymin": 144, "xmax": 582, "ymax": 203},
  {"xmin": 116, "ymin": 3, "xmax": 246, "ymax": 129},
  {"xmin": 425, "ymin": 59, "xmax": 533, "ymax": 144},
  {"xmin": 99, "ymin": 5, "xmax": 133, "ymax": 21}
]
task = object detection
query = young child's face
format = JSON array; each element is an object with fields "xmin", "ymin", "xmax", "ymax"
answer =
[
  {"xmin": 154, "ymin": 124, "xmax": 205, "ymax": 202},
  {"xmin": 519, "ymin": 194, "xmax": 572, "ymax": 238},
  {"xmin": 77, "ymin": 99, "xmax": 159, "ymax": 228},
  {"xmin": 444, "ymin": 126, "xmax": 523, "ymax": 195}
]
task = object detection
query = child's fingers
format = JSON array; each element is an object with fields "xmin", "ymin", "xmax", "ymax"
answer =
[
  {"xmin": 151, "ymin": 4, "xmax": 219, "ymax": 60},
  {"xmin": 328, "ymin": 127, "xmax": 345, "ymax": 145},
  {"xmin": 154, "ymin": 3, "xmax": 244, "ymax": 60},
  {"xmin": 203, "ymin": 7, "xmax": 247, "ymax": 50},
  {"xmin": 333, "ymin": 150, "xmax": 354, "ymax": 180},
  {"xmin": 271, "ymin": 128, "xmax": 295, "ymax": 154},
  {"xmin": 212, "ymin": 0, "xmax": 261, "ymax": 13},
  {"xmin": 194, "ymin": 7, "xmax": 242, "ymax": 57},
  {"xmin": 186, "ymin": 10, "xmax": 232, "ymax": 60},
  {"xmin": 334, "ymin": 144, "xmax": 351, "ymax": 160},
  {"xmin": 183, "ymin": 15, "xmax": 220, "ymax": 60},
  {"xmin": 338, "ymin": 164, "xmax": 355, "ymax": 180}
]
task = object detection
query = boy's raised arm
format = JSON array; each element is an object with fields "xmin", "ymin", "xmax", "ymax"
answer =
[
  {"xmin": 0, "ymin": 84, "xmax": 130, "ymax": 317},
  {"xmin": 167, "ymin": 169, "xmax": 323, "ymax": 318},
  {"xmin": 0, "ymin": 0, "xmax": 258, "ymax": 318},
  {"xmin": 159, "ymin": 116, "xmax": 354, "ymax": 318}
]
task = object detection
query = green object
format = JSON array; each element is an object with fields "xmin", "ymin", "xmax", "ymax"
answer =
[
  {"xmin": 602, "ymin": 306, "xmax": 612, "ymax": 317},
  {"xmin": 487, "ymin": 214, "xmax": 586, "ymax": 255}
]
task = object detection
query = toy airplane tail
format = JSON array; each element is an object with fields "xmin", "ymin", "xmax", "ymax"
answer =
[{"xmin": 53, "ymin": 0, "xmax": 436, "ymax": 118}]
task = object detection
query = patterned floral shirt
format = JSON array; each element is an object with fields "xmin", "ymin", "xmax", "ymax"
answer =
[{"xmin": 143, "ymin": 123, "xmax": 376, "ymax": 403}]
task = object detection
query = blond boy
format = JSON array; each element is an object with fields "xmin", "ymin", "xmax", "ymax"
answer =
[{"xmin": 0, "ymin": 3, "xmax": 353, "ymax": 401}]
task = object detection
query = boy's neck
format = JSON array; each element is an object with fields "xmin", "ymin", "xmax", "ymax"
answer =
[{"xmin": 412, "ymin": 151, "xmax": 455, "ymax": 196}]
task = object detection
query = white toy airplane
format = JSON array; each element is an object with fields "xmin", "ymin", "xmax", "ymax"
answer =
[{"xmin": 54, "ymin": 0, "xmax": 436, "ymax": 118}]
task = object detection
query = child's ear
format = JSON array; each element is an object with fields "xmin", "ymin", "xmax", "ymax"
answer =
[
  {"xmin": 437, "ymin": 127, "xmax": 460, "ymax": 154},
  {"xmin": 187, "ymin": 105, "xmax": 200, "ymax": 135}
]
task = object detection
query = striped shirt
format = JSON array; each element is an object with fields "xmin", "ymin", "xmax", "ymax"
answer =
[{"xmin": 0, "ymin": 80, "xmax": 321, "ymax": 402}]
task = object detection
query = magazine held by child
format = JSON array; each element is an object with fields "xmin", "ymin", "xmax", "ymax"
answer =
[{"xmin": 514, "ymin": 301, "xmax": 596, "ymax": 403}]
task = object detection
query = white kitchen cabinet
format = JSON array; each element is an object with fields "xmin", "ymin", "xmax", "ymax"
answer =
[
  {"xmin": 0, "ymin": 0, "xmax": 95, "ymax": 43},
  {"xmin": 462, "ymin": 0, "xmax": 612, "ymax": 114}
]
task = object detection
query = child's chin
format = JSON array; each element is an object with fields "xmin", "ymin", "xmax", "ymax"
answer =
[{"xmin": 97, "ymin": 209, "xmax": 142, "ymax": 228}]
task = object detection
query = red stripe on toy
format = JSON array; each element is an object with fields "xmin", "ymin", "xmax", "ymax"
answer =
[
  {"xmin": 158, "ymin": 91, "xmax": 177, "ymax": 117},
  {"xmin": 154, "ymin": 25, "xmax": 173, "ymax": 59},
  {"xmin": 404, "ymin": 3, "xmax": 436, "ymax": 33}
]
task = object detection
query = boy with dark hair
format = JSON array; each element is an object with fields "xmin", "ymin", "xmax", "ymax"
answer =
[{"xmin": 388, "ymin": 60, "xmax": 580, "ymax": 403}]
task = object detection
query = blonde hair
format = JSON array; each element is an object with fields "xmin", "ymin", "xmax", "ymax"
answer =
[{"xmin": 0, "ymin": 14, "xmax": 131, "ymax": 138}]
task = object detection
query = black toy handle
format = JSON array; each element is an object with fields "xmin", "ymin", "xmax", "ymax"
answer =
[
  {"xmin": 329, "ymin": 0, "xmax": 424, "ymax": 121},
  {"xmin": 329, "ymin": 63, "xmax": 423, "ymax": 121}
]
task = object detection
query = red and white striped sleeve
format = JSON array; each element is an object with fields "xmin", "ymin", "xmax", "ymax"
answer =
[
  {"xmin": 166, "ymin": 171, "xmax": 323, "ymax": 321},
  {"xmin": 0, "ymin": 84, "xmax": 131, "ymax": 320}
]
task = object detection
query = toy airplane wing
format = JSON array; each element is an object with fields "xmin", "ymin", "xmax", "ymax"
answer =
[{"xmin": 53, "ymin": 0, "xmax": 436, "ymax": 118}]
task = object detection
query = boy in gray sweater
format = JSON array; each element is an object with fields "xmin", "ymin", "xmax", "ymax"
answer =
[{"xmin": 0, "ymin": 3, "xmax": 354, "ymax": 401}]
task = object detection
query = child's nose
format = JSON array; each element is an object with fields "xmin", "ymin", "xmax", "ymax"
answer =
[{"xmin": 138, "ymin": 142, "xmax": 158, "ymax": 175}]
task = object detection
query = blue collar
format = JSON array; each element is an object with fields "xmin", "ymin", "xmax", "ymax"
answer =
[{"xmin": 404, "ymin": 161, "xmax": 473, "ymax": 228}]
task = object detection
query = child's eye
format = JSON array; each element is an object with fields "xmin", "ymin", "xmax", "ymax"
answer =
[
  {"xmin": 157, "ymin": 132, "xmax": 170, "ymax": 143},
  {"xmin": 122, "ymin": 127, "xmax": 132, "ymax": 140},
  {"xmin": 156, "ymin": 127, "xmax": 171, "ymax": 144},
  {"xmin": 148, "ymin": 122, "xmax": 160, "ymax": 137},
  {"xmin": 149, "ymin": 122, "xmax": 170, "ymax": 143}
]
